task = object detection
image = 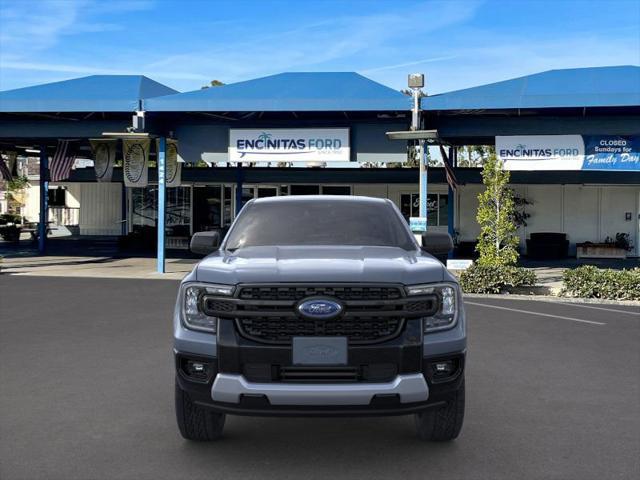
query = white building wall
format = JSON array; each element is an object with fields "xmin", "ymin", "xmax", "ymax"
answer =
[
  {"xmin": 78, "ymin": 182, "xmax": 122, "ymax": 235},
  {"xmin": 522, "ymin": 185, "xmax": 564, "ymax": 247},
  {"xmin": 352, "ymin": 184, "xmax": 388, "ymax": 199},
  {"xmin": 599, "ymin": 186, "xmax": 639, "ymax": 255},
  {"xmin": 64, "ymin": 184, "xmax": 81, "ymax": 208},
  {"xmin": 562, "ymin": 186, "xmax": 599, "ymax": 255},
  {"xmin": 456, "ymin": 185, "xmax": 483, "ymax": 242},
  {"xmin": 23, "ymin": 183, "xmax": 41, "ymax": 222},
  {"xmin": 456, "ymin": 183, "xmax": 640, "ymax": 257}
]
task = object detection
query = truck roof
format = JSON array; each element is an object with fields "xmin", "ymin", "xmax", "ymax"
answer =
[{"xmin": 252, "ymin": 195, "xmax": 390, "ymax": 205}]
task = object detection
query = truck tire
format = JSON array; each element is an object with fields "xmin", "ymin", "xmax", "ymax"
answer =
[
  {"xmin": 414, "ymin": 378, "xmax": 465, "ymax": 441},
  {"xmin": 175, "ymin": 380, "xmax": 226, "ymax": 441}
]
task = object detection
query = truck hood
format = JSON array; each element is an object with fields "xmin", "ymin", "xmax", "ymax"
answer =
[{"xmin": 195, "ymin": 245, "xmax": 445, "ymax": 285}]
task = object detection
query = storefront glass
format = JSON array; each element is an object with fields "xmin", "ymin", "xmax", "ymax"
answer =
[
  {"xmin": 401, "ymin": 192, "xmax": 449, "ymax": 227},
  {"xmin": 193, "ymin": 186, "xmax": 221, "ymax": 232},
  {"xmin": 131, "ymin": 186, "xmax": 191, "ymax": 235}
]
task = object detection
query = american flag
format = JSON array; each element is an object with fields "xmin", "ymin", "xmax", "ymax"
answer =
[
  {"xmin": 0, "ymin": 156, "xmax": 12, "ymax": 181},
  {"xmin": 439, "ymin": 145, "xmax": 458, "ymax": 190},
  {"xmin": 50, "ymin": 140, "xmax": 77, "ymax": 182}
]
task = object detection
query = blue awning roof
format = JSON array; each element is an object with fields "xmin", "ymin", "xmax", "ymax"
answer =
[
  {"xmin": 0, "ymin": 75, "xmax": 178, "ymax": 113},
  {"xmin": 422, "ymin": 66, "xmax": 640, "ymax": 111},
  {"xmin": 145, "ymin": 72, "xmax": 411, "ymax": 112}
]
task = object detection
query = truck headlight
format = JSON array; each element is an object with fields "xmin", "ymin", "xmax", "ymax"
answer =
[
  {"xmin": 180, "ymin": 283, "xmax": 234, "ymax": 333},
  {"xmin": 406, "ymin": 283, "xmax": 458, "ymax": 333}
]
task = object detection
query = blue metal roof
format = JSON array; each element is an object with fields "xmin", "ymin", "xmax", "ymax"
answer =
[
  {"xmin": 145, "ymin": 72, "xmax": 410, "ymax": 112},
  {"xmin": 422, "ymin": 66, "xmax": 640, "ymax": 111},
  {"xmin": 0, "ymin": 75, "xmax": 178, "ymax": 113}
]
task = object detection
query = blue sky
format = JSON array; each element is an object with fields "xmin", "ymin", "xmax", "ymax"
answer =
[{"xmin": 0, "ymin": 0, "xmax": 638, "ymax": 93}]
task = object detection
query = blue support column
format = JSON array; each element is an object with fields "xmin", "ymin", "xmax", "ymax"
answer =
[
  {"xmin": 235, "ymin": 163, "xmax": 244, "ymax": 215},
  {"xmin": 157, "ymin": 137, "xmax": 166, "ymax": 273},
  {"xmin": 419, "ymin": 140, "xmax": 428, "ymax": 222},
  {"xmin": 447, "ymin": 146, "xmax": 456, "ymax": 259},
  {"xmin": 38, "ymin": 147, "xmax": 48, "ymax": 254}
]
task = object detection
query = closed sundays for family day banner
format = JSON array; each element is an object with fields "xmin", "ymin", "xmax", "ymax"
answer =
[
  {"xmin": 229, "ymin": 128, "xmax": 350, "ymax": 162},
  {"xmin": 496, "ymin": 135, "xmax": 640, "ymax": 171}
]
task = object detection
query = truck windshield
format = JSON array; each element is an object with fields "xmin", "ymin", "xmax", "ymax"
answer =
[{"xmin": 224, "ymin": 199, "xmax": 416, "ymax": 251}]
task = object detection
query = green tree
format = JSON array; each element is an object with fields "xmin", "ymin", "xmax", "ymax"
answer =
[
  {"xmin": 475, "ymin": 153, "xmax": 519, "ymax": 266},
  {"xmin": 6, "ymin": 175, "xmax": 29, "ymax": 214},
  {"xmin": 201, "ymin": 80, "xmax": 225, "ymax": 89},
  {"xmin": 457, "ymin": 145, "xmax": 495, "ymax": 167}
]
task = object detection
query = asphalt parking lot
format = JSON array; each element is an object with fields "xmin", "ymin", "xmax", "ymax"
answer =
[{"xmin": 1, "ymin": 276, "xmax": 638, "ymax": 480}]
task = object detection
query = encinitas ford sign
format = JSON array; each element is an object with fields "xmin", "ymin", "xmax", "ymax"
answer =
[
  {"xmin": 497, "ymin": 135, "xmax": 585, "ymax": 170},
  {"xmin": 497, "ymin": 135, "xmax": 640, "ymax": 171},
  {"xmin": 229, "ymin": 128, "xmax": 350, "ymax": 162}
]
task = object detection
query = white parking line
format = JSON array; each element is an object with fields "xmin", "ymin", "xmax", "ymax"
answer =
[
  {"xmin": 557, "ymin": 302, "xmax": 640, "ymax": 316},
  {"xmin": 465, "ymin": 301, "xmax": 606, "ymax": 326}
]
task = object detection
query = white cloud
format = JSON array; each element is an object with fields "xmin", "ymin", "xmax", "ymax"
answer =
[
  {"xmin": 0, "ymin": 0, "xmax": 483, "ymax": 90},
  {"xmin": 0, "ymin": 0, "xmax": 638, "ymax": 94},
  {"xmin": 0, "ymin": 0, "xmax": 152, "ymax": 61},
  {"xmin": 361, "ymin": 55, "xmax": 459, "ymax": 74},
  {"xmin": 138, "ymin": 1, "xmax": 484, "ymax": 89},
  {"xmin": 0, "ymin": 60, "xmax": 209, "ymax": 81}
]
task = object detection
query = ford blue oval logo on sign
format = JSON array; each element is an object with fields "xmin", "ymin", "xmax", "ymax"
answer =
[{"xmin": 297, "ymin": 298, "xmax": 343, "ymax": 319}]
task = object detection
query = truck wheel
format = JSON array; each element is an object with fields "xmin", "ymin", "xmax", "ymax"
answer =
[
  {"xmin": 175, "ymin": 380, "xmax": 226, "ymax": 441},
  {"xmin": 414, "ymin": 378, "xmax": 465, "ymax": 441}
]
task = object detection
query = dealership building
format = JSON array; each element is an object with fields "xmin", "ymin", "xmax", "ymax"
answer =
[{"xmin": 1, "ymin": 65, "xmax": 639, "ymax": 263}]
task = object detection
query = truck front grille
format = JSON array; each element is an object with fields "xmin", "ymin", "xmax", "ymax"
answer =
[
  {"xmin": 202, "ymin": 283, "xmax": 439, "ymax": 345},
  {"xmin": 236, "ymin": 315, "xmax": 404, "ymax": 344}
]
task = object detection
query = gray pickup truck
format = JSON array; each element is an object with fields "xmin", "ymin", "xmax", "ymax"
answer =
[{"xmin": 173, "ymin": 195, "xmax": 466, "ymax": 441}]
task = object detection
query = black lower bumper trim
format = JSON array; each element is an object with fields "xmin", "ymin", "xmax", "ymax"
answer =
[{"xmin": 195, "ymin": 398, "xmax": 447, "ymax": 417}]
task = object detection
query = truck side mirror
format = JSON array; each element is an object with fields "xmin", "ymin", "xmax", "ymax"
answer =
[
  {"xmin": 190, "ymin": 231, "xmax": 221, "ymax": 256},
  {"xmin": 421, "ymin": 232, "xmax": 453, "ymax": 263}
]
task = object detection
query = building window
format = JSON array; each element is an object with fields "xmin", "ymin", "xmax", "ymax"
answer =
[
  {"xmin": 427, "ymin": 194, "xmax": 438, "ymax": 226},
  {"xmin": 131, "ymin": 186, "xmax": 191, "ymax": 233},
  {"xmin": 131, "ymin": 187, "xmax": 157, "ymax": 230},
  {"xmin": 223, "ymin": 186, "xmax": 233, "ymax": 226},
  {"xmin": 48, "ymin": 188, "xmax": 66, "ymax": 207},
  {"xmin": 400, "ymin": 192, "xmax": 449, "ymax": 227},
  {"xmin": 193, "ymin": 186, "xmax": 221, "ymax": 232},
  {"xmin": 321, "ymin": 185, "xmax": 351, "ymax": 195},
  {"xmin": 290, "ymin": 184, "xmax": 320, "ymax": 195},
  {"xmin": 166, "ymin": 187, "xmax": 191, "ymax": 236},
  {"xmin": 400, "ymin": 193, "xmax": 419, "ymax": 221}
]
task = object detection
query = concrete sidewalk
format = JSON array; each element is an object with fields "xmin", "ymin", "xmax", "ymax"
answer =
[
  {"xmin": 0, "ymin": 253, "xmax": 571, "ymax": 289},
  {"xmin": 1, "ymin": 253, "xmax": 637, "ymax": 290},
  {"xmin": 0, "ymin": 255, "xmax": 196, "ymax": 280}
]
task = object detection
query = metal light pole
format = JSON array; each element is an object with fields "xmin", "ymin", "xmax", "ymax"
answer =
[
  {"xmin": 408, "ymin": 73, "xmax": 427, "ymax": 219},
  {"xmin": 157, "ymin": 137, "xmax": 166, "ymax": 273}
]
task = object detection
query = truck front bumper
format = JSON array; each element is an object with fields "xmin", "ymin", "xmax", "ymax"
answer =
[
  {"xmin": 174, "ymin": 308, "xmax": 466, "ymax": 417},
  {"xmin": 211, "ymin": 372, "xmax": 428, "ymax": 405},
  {"xmin": 175, "ymin": 351, "xmax": 464, "ymax": 417}
]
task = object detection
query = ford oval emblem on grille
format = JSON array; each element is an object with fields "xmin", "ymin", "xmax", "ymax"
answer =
[{"xmin": 297, "ymin": 298, "xmax": 343, "ymax": 320}]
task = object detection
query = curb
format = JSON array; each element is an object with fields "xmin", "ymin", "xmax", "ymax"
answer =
[{"xmin": 463, "ymin": 293, "xmax": 640, "ymax": 307}]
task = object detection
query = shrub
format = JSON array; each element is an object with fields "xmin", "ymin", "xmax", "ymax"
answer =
[
  {"xmin": 562, "ymin": 266, "xmax": 640, "ymax": 301},
  {"xmin": 459, "ymin": 264, "xmax": 537, "ymax": 294}
]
